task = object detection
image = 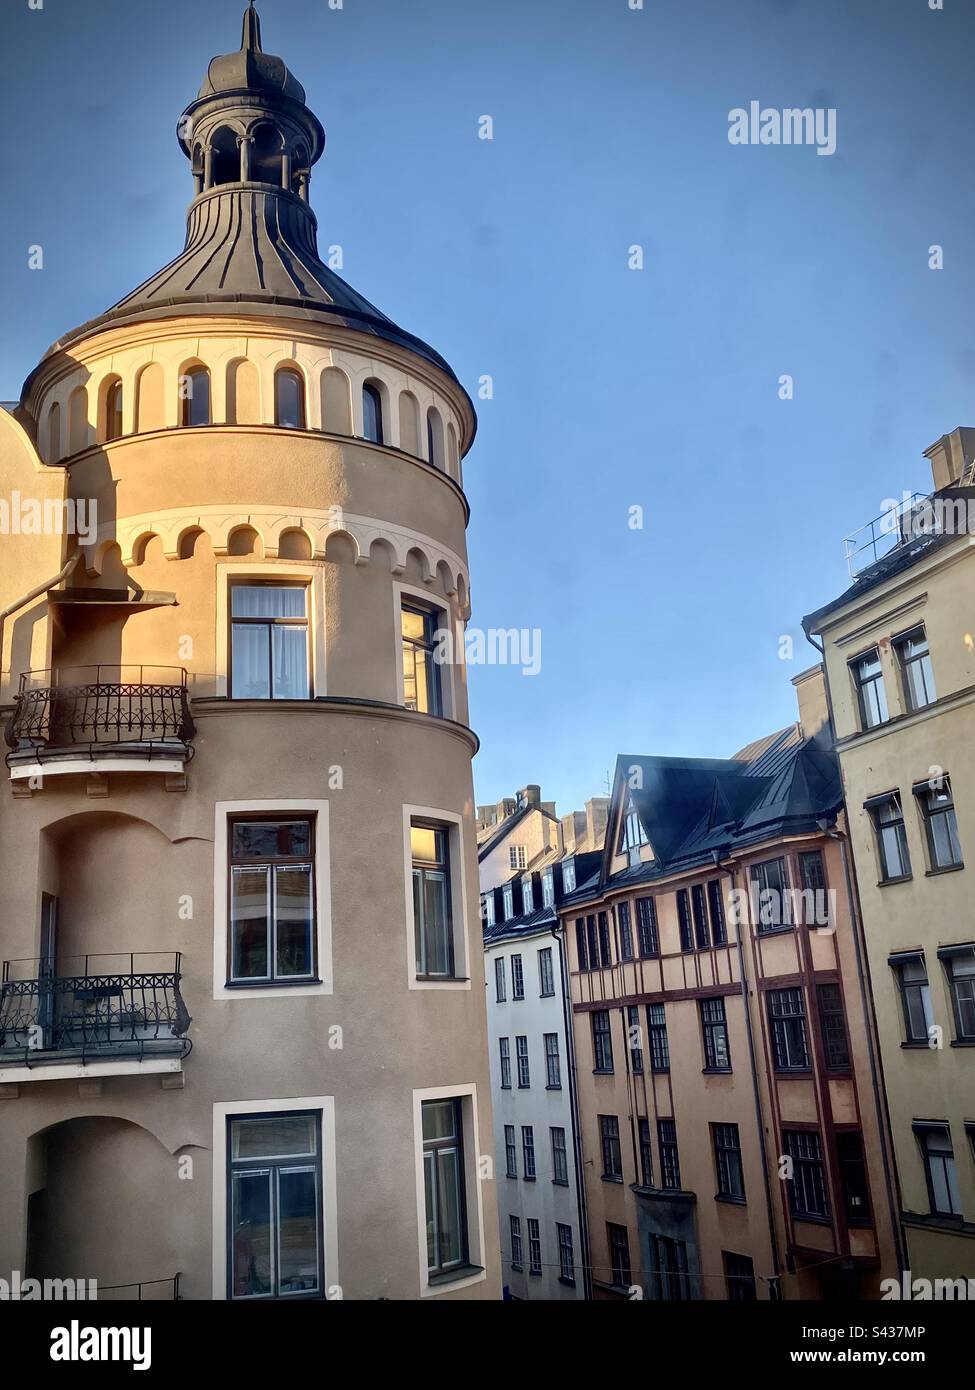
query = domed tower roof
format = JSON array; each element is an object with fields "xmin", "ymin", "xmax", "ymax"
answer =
[{"xmin": 33, "ymin": 3, "xmax": 456, "ymax": 381}]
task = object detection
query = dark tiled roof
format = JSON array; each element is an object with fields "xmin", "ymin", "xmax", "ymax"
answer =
[{"xmin": 483, "ymin": 905, "xmax": 556, "ymax": 947}]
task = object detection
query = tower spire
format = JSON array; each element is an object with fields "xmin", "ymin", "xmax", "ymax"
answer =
[{"xmin": 241, "ymin": 1, "xmax": 262, "ymax": 54}]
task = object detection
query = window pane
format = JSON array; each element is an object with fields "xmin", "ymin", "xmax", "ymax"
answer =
[
  {"xmin": 231, "ymin": 866, "xmax": 270, "ymax": 978},
  {"xmin": 232, "ymin": 585, "xmax": 306, "ymax": 619},
  {"xmin": 436, "ymin": 1148, "xmax": 463, "ymax": 1266},
  {"xmin": 275, "ymin": 865, "xmax": 313, "ymax": 977},
  {"xmin": 273, "ymin": 625, "xmax": 308, "ymax": 699},
  {"xmin": 231, "ymin": 1170, "xmax": 272, "ymax": 1297},
  {"xmin": 401, "ymin": 608, "xmax": 427, "ymax": 642},
  {"xmin": 423, "ymin": 1100, "xmax": 458, "ymax": 1142},
  {"xmin": 277, "ymin": 1168, "xmax": 319, "ymax": 1294},
  {"xmin": 232, "ymin": 820, "xmax": 311, "ymax": 859},
  {"xmin": 184, "ymin": 370, "xmax": 211, "ymax": 427},
  {"xmin": 276, "ymin": 372, "xmax": 304, "ymax": 429},
  {"xmin": 411, "ymin": 825, "xmax": 441, "ymax": 863},
  {"xmin": 421, "ymin": 871, "xmax": 450, "ymax": 974},
  {"xmin": 232, "ymin": 624, "xmax": 270, "ymax": 698},
  {"xmin": 232, "ymin": 1114, "xmax": 317, "ymax": 1160}
]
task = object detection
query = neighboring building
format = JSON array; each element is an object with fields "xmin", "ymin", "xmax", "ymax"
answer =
[
  {"xmin": 0, "ymin": 6, "xmax": 499, "ymax": 1300},
  {"xmin": 477, "ymin": 784, "xmax": 561, "ymax": 891},
  {"xmin": 481, "ymin": 793, "xmax": 607, "ymax": 1298},
  {"xmin": 560, "ymin": 669, "xmax": 900, "ymax": 1301},
  {"xmin": 804, "ymin": 427, "xmax": 975, "ymax": 1284}
]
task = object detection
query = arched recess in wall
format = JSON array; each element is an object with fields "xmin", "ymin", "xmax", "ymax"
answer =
[
  {"xmin": 136, "ymin": 363, "xmax": 166, "ymax": 433},
  {"xmin": 177, "ymin": 527, "xmax": 205, "ymax": 560},
  {"xmin": 321, "ymin": 367, "xmax": 351, "ymax": 435},
  {"xmin": 99, "ymin": 376, "xmax": 124, "ymax": 443},
  {"xmin": 179, "ymin": 360, "xmax": 211, "ymax": 427},
  {"xmin": 46, "ymin": 402, "xmax": 62, "ymax": 464},
  {"xmin": 398, "ymin": 392, "xmax": 420, "ymax": 457},
  {"xmin": 226, "ymin": 359, "xmax": 261, "ymax": 425},
  {"xmin": 426, "ymin": 407, "xmax": 445, "ymax": 470},
  {"xmin": 227, "ymin": 525, "xmax": 263, "ymax": 557},
  {"xmin": 278, "ymin": 528, "xmax": 313, "ymax": 560},
  {"xmin": 67, "ymin": 386, "xmax": 89, "ymax": 454}
]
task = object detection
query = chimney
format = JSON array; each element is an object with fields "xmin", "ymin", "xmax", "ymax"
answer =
[
  {"xmin": 923, "ymin": 426, "xmax": 975, "ymax": 490},
  {"xmin": 518, "ymin": 785, "xmax": 541, "ymax": 809},
  {"xmin": 561, "ymin": 810, "xmax": 586, "ymax": 854},
  {"xmin": 792, "ymin": 664, "xmax": 830, "ymax": 739},
  {"xmin": 585, "ymin": 797, "xmax": 609, "ymax": 851}
]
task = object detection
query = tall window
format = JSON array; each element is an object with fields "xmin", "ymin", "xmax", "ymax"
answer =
[
  {"xmin": 504, "ymin": 1125, "xmax": 517, "ymax": 1177},
  {"xmin": 598, "ymin": 912, "xmax": 612, "ymax": 967},
  {"xmin": 783, "ymin": 1130, "xmax": 829, "ymax": 1219},
  {"xmin": 556, "ymin": 1223, "xmax": 575, "ymax": 1284},
  {"xmin": 586, "ymin": 915, "xmax": 599, "ymax": 970},
  {"xmin": 544, "ymin": 1032, "xmax": 561, "ymax": 1088},
  {"xmin": 482, "ymin": 893, "xmax": 495, "ymax": 927},
  {"xmin": 575, "ymin": 919, "xmax": 588, "ymax": 971},
  {"xmin": 228, "ymin": 817, "xmax": 314, "ymax": 984},
  {"xmin": 502, "ymin": 884, "xmax": 513, "ymax": 921},
  {"xmin": 411, "ymin": 822, "xmax": 454, "ymax": 978},
  {"xmin": 692, "ymin": 883, "xmax": 711, "ymax": 949},
  {"xmin": 275, "ymin": 368, "xmax": 305, "ymax": 429},
  {"xmin": 599, "ymin": 1115, "xmax": 622, "ymax": 1180},
  {"xmin": 401, "ymin": 604, "xmax": 443, "ymax": 715},
  {"xmin": 509, "ymin": 1214, "xmax": 522, "ymax": 1267},
  {"xmin": 607, "ymin": 1224, "xmax": 631, "ymax": 1288},
  {"xmin": 180, "ymin": 366, "xmax": 211, "ymax": 427},
  {"xmin": 658, "ymin": 1118, "xmax": 681, "ymax": 1189},
  {"xmin": 422, "ymin": 1098, "xmax": 468, "ymax": 1275},
  {"xmin": 522, "ymin": 1126, "xmax": 536, "ymax": 1180},
  {"xmin": 516, "ymin": 1035, "xmax": 530, "ymax": 1088},
  {"xmin": 619, "ymin": 797, "xmax": 648, "ymax": 866},
  {"xmin": 851, "ymin": 648, "xmax": 889, "ymax": 729},
  {"xmin": 941, "ymin": 946, "xmax": 975, "ymax": 1042},
  {"xmin": 231, "ymin": 582, "xmax": 309, "ymax": 700},
  {"xmin": 541, "ymin": 868, "xmax": 555, "ymax": 908},
  {"xmin": 562, "ymin": 859, "xmax": 576, "ymax": 893},
  {"xmin": 499, "ymin": 1037, "xmax": 511, "ymax": 1089},
  {"xmin": 638, "ymin": 1117, "xmax": 653, "ymax": 1188},
  {"xmin": 617, "ymin": 901, "xmax": 634, "ymax": 960},
  {"xmin": 707, "ymin": 879, "xmax": 727, "ymax": 945},
  {"xmin": 700, "ymin": 997, "xmax": 731, "ymax": 1071},
  {"xmin": 509, "ymin": 845, "xmax": 527, "ymax": 870},
  {"xmin": 426, "ymin": 406, "xmax": 445, "ymax": 469},
  {"xmin": 551, "ymin": 1127, "xmax": 568, "ymax": 1185},
  {"xmin": 836, "ymin": 1131, "xmax": 870, "ymax": 1224},
  {"xmin": 724, "ymin": 1252, "xmax": 756, "ymax": 1302},
  {"xmin": 362, "ymin": 382, "xmax": 384, "ymax": 443},
  {"xmin": 676, "ymin": 888, "xmax": 694, "ymax": 951},
  {"xmin": 916, "ymin": 779, "xmax": 963, "ymax": 871},
  {"xmin": 648, "ymin": 1003, "xmax": 670, "ymax": 1072},
  {"xmin": 895, "ymin": 626, "xmax": 936, "ymax": 710},
  {"xmin": 105, "ymin": 379, "xmax": 124, "ymax": 441},
  {"xmin": 636, "ymin": 896, "xmax": 659, "ymax": 956},
  {"xmin": 228, "ymin": 1111, "xmax": 323, "ymax": 1299},
  {"xmin": 751, "ymin": 857, "xmax": 791, "ymax": 931},
  {"xmin": 526, "ymin": 1218, "xmax": 542, "ymax": 1276},
  {"xmin": 522, "ymin": 876, "xmax": 535, "ymax": 912},
  {"xmin": 890, "ymin": 953, "xmax": 933, "ymax": 1045},
  {"xmin": 538, "ymin": 946, "xmax": 554, "ymax": 997},
  {"xmin": 494, "ymin": 956, "xmax": 506, "ymax": 1002},
  {"xmin": 592, "ymin": 1010, "xmax": 614, "ymax": 1072},
  {"xmin": 767, "ymin": 987, "xmax": 810, "ymax": 1071},
  {"xmin": 870, "ymin": 794, "xmax": 911, "ymax": 881},
  {"xmin": 627, "ymin": 1004, "xmax": 644, "ymax": 1073},
  {"xmin": 650, "ymin": 1235, "xmax": 689, "ymax": 1300},
  {"xmin": 817, "ymin": 983, "xmax": 850, "ymax": 1069},
  {"xmin": 712, "ymin": 1123, "xmax": 745, "ymax": 1201},
  {"xmin": 913, "ymin": 1123, "xmax": 961, "ymax": 1217},
  {"xmin": 511, "ymin": 954, "xmax": 525, "ymax": 999},
  {"xmin": 798, "ymin": 850, "xmax": 827, "ymax": 925}
]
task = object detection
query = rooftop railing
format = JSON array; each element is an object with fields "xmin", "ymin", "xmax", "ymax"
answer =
[{"xmin": 843, "ymin": 486, "xmax": 975, "ymax": 579}]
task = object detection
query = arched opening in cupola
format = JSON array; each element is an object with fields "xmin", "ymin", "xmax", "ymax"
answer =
[
  {"xmin": 209, "ymin": 126, "xmax": 241, "ymax": 187},
  {"xmin": 250, "ymin": 123, "xmax": 285, "ymax": 186}
]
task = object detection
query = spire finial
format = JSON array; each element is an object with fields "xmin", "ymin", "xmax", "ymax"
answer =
[{"xmin": 241, "ymin": 1, "xmax": 262, "ymax": 54}]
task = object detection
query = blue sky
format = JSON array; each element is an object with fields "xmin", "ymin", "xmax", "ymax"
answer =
[{"xmin": 2, "ymin": 0, "xmax": 974, "ymax": 816}]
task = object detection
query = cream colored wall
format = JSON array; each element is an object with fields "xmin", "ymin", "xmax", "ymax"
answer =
[{"xmin": 478, "ymin": 809, "xmax": 559, "ymax": 894}]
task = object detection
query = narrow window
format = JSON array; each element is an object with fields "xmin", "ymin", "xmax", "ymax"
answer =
[
  {"xmin": 511, "ymin": 954, "xmax": 524, "ymax": 999},
  {"xmin": 658, "ymin": 1118, "xmax": 681, "ymax": 1190},
  {"xmin": 851, "ymin": 648, "xmax": 889, "ymax": 729},
  {"xmin": 502, "ymin": 883, "xmax": 513, "ymax": 920},
  {"xmin": 526, "ymin": 1218, "xmax": 542, "ymax": 1276},
  {"xmin": 411, "ymin": 821, "xmax": 454, "ymax": 979},
  {"xmin": 228, "ymin": 817, "xmax": 314, "ymax": 984},
  {"xmin": 509, "ymin": 1214, "xmax": 522, "ymax": 1267},
  {"xmin": 890, "ymin": 954, "xmax": 933, "ymax": 1044},
  {"xmin": 598, "ymin": 912, "xmax": 612, "ymax": 967},
  {"xmin": 522, "ymin": 1125, "xmax": 536, "ymax": 1180},
  {"xmin": 562, "ymin": 859, "xmax": 576, "ymax": 893},
  {"xmin": 422, "ymin": 1098, "xmax": 469, "ymax": 1275},
  {"xmin": 648, "ymin": 1002, "xmax": 670, "ymax": 1072},
  {"xmin": 575, "ymin": 918, "xmax": 588, "ymax": 972},
  {"xmin": 482, "ymin": 893, "xmax": 495, "ymax": 927},
  {"xmin": 541, "ymin": 868, "xmax": 555, "ymax": 908},
  {"xmin": 275, "ymin": 368, "xmax": 305, "ymax": 429},
  {"xmin": 362, "ymin": 382, "xmax": 384, "ymax": 443},
  {"xmin": 707, "ymin": 879, "xmax": 727, "ymax": 945},
  {"xmin": 691, "ymin": 883, "xmax": 711, "ymax": 949},
  {"xmin": 627, "ymin": 1004, "xmax": 644, "ymax": 1073},
  {"xmin": 551, "ymin": 1127, "xmax": 568, "ymax": 1185},
  {"xmin": 504, "ymin": 1125, "xmax": 517, "ymax": 1178},
  {"xmin": 544, "ymin": 1032, "xmax": 561, "ymax": 1088},
  {"xmin": 700, "ymin": 996, "xmax": 731, "ymax": 1071},
  {"xmin": 723, "ymin": 1252, "xmax": 756, "ymax": 1302},
  {"xmin": 767, "ymin": 987, "xmax": 810, "ymax": 1071},
  {"xmin": 915, "ymin": 778, "xmax": 963, "ymax": 871},
  {"xmin": 180, "ymin": 366, "xmax": 211, "ymax": 427},
  {"xmin": 607, "ymin": 1223, "xmax": 631, "ymax": 1288},
  {"xmin": 870, "ymin": 794, "xmax": 912, "ymax": 881},
  {"xmin": 940, "ymin": 946, "xmax": 975, "ymax": 1042},
  {"xmin": 836, "ymin": 1131, "xmax": 871, "ymax": 1225},
  {"xmin": 638, "ymin": 1117, "xmax": 653, "ymax": 1188},
  {"xmin": 617, "ymin": 901, "xmax": 634, "ymax": 960},
  {"xmin": 231, "ymin": 582, "xmax": 309, "ymax": 700},
  {"xmin": 895, "ymin": 626, "xmax": 936, "ymax": 711},
  {"xmin": 817, "ymin": 983, "xmax": 850, "ymax": 1069},
  {"xmin": 538, "ymin": 946, "xmax": 554, "ymax": 997},
  {"xmin": 636, "ymin": 896, "xmax": 659, "ymax": 956},
  {"xmin": 426, "ymin": 406, "xmax": 445, "ymax": 469},
  {"xmin": 913, "ymin": 1123, "xmax": 961, "ymax": 1217},
  {"xmin": 499, "ymin": 1037, "xmax": 511, "ymax": 1089},
  {"xmin": 751, "ymin": 857, "xmax": 791, "ymax": 931},
  {"xmin": 556, "ymin": 1223, "xmax": 575, "ymax": 1284},
  {"xmin": 401, "ymin": 603, "xmax": 443, "ymax": 716},
  {"xmin": 650, "ymin": 1235, "xmax": 689, "ymax": 1300},
  {"xmin": 783, "ymin": 1130, "xmax": 829, "ymax": 1219},
  {"xmin": 586, "ymin": 915, "xmax": 599, "ymax": 970},
  {"xmin": 797, "ymin": 850, "xmax": 828, "ymax": 926},
  {"xmin": 676, "ymin": 888, "xmax": 694, "ymax": 952},
  {"xmin": 228, "ymin": 1110, "xmax": 323, "ymax": 1299},
  {"xmin": 494, "ymin": 956, "xmax": 506, "ymax": 1002},
  {"xmin": 592, "ymin": 1010, "xmax": 614, "ymax": 1072},
  {"xmin": 712, "ymin": 1122, "xmax": 745, "ymax": 1201},
  {"xmin": 599, "ymin": 1115, "xmax": 622, "ymax": 1180},
  {"xmin": 522, "ymin": 876, "xmax": 534, "ymax": 913},
  {"xmin": 104, "ymin": 379, "xmax": 124, "ymax": 441},
  {"xmin": 516, "ymin": 1035, "xmax": 530, "ymax": 1088}
]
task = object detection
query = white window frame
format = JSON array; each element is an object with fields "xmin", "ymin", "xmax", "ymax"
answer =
[
  {"xmin": 412, "ymin": 1083, "xmax": 487, "ymax": 1297},
  {"xmin": 562, "ymin": 859, "xmax": 576, "ymax": 893},
  {"xmin": 541, "ymin": 868, "xmax": 555, "ymax": 907},
  {"xmin": 509, "ymin": 845, "xmax": 527, "ymax": 870},
  {"xmin": 393, "ymin": 580, "xmax": 459, "ymax": 719},
  {"xmin": 502, "ymin": 884, "xmax": 514, "ymax": 920},
  {"xmin": 211, "ymin": 1095, "xmax": 338, "ymax": 1300},
  {"xmin": 482, "ymin": 893, "xmax": 495, "ymax": 926},
  {"xmin": 403, "ymin": 804, "xmax": 472, "ymax": 990},
  {"xmin": 213, "ymin": 799, "xmax": 333, "ymax": 999},
  {"xmin": 521, "ymin": 876, "xmax": 534, "ymax": 912},
  {"xmin": 216, "ymin": 562, "xmax": 327, "ymax": 698}
]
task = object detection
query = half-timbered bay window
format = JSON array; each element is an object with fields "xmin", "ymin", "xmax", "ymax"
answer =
[
  {"xmin": 228, "ymin": 1111, "xmax": 323, "ymax": 1299},
  {"xmin": 229, "ymin": 817, "xmax": 315, "ymax": 984},
  {"xmin": 411, "ymin": 821, "xmax": 454, "ymax": 978},
  {"xmin": 767, "ymin": 987, "xmax": 810, "ymax": 1071},
  {"xmin": 231, "ymin": 582, "xmax": 309, "ymax": 699},
  {"xmin": 422, "ymin": 1099, "xmax": 468, "ymax": 1276},
  {"xmin": 783, "ymin": 1130, "xmax": 829, "ymax": 1219},
  {"xmin": 401, "ymin": 603, "xmax": 443, "ymax": 715}
]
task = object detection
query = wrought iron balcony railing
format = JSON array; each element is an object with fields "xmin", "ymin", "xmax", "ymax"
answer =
[
  {"xmin": 4, "ymin": 665, "xmax": 195, "ymax": 769},
  {"xmin": 0, "ymin": 953, "xmax": 191, "ymax": 1066},
  {"xmin": 97, "ymin": 1274, "xmax": 182, "ymax": 1301}
]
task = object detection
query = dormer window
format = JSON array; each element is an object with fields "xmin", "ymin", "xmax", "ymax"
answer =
[
  {"xmin": 541, "ymin": 868, "xmax": 555, "ymax": 907},
  {"xmin": 521, "ymin": 876, "xmax": 534, "ymax": 912},
  {"xmin": 618, "ymin": 798, "xmax": 648, "ymax": 867},
  {"xmin": 562, "ymin": 859, "xmax": 576, "ymax": 894},
  {"xmin": 502, "ymin": 884, "xmax": 514, "ymax": 920}
]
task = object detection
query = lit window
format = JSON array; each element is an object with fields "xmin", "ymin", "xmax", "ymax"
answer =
[
  {"xmin": 275, "ymin": 368, "xmax": 305, "ymax": 429},
  {"xmin": 228, "ymin": 818, "xmax": 315, "ymax": 984},
  {"xmin": 411, "ymin": 822, "xmax": 455, "ymax": 978},
  {"xmin": 895, "ymin": 627, "xmax": 936, "ymax": 711},
  {"xmin": 401, "ymin": 603, "xmax": 443, "ymax": 715},
  {"xmin": 228, "ymin": 1111, "xmax": 322, "ymax": 1299},
  {"xmin": 851, "ymin": 649, "xmax": 889, "ymax": 729},
  {"xmin": 231, "ymin": 583, "xmax": 309, "ymax": 700}
]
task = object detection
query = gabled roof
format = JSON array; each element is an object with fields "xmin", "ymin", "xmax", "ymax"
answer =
[{"xmin": 476, "ymin": 804, "xmax": 532, "ymax": 862}]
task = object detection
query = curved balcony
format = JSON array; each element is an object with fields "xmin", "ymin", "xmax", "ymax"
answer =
[
  {"xmin": 0, "ymin": 952, "xmax": 192, "ymax": 1076},
  {"xmin": 4, "ymin": 665, "xmax": 194, "ymax": 778}
]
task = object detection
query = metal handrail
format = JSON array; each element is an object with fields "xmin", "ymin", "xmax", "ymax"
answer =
[
  {"xmin": 4, "ymin": 670, "xmax": 194, "ymax": 755},
  {"xmin": 96, "ymin": 1274, "xmax": 181, "ymax": 1301}
]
